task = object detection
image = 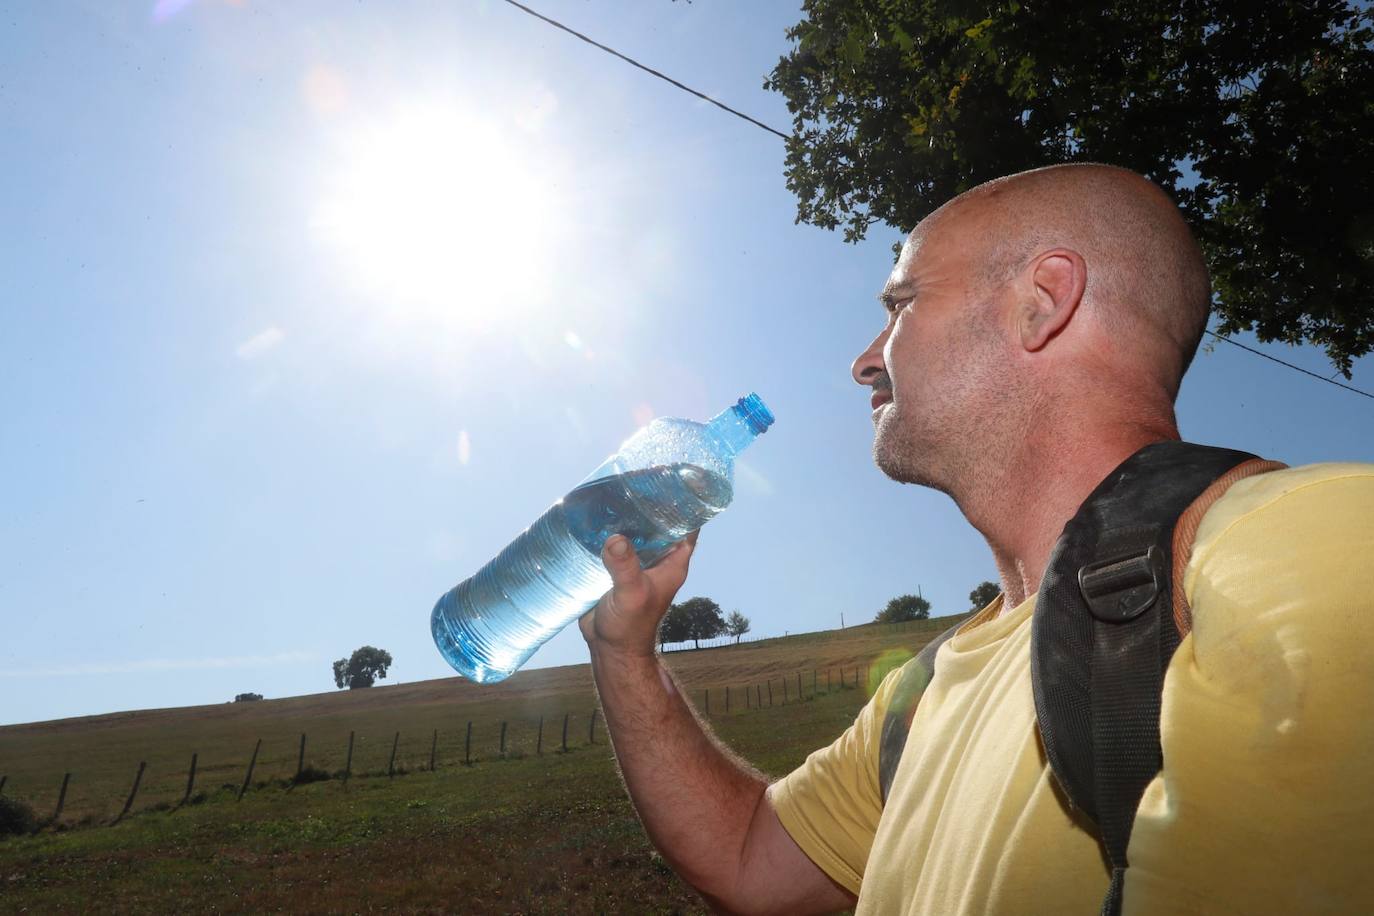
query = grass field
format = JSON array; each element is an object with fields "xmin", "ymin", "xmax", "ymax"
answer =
[{"xmin": 0, "ymin": 617, "xmax": 963, "ymax": 913}]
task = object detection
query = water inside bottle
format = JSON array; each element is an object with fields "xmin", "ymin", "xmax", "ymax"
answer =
[{"xmin": 432, "ymin": 463, "xmax": 733, "ymax": 683}]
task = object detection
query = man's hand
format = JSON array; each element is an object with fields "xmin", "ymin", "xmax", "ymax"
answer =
[{"xmin": 578, "ymin": 531, "xmax": 699, "ymax": 658}]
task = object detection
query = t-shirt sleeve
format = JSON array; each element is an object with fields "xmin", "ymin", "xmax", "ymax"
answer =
[
  {"xmin": 768, "ymin": 665, "xmax": 904, "ymax": 895},
  {"xmin": 1124, "ymin": 465, "xmax": 1374, "ymax": 914}
]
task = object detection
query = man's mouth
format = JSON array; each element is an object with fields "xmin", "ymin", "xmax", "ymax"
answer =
[{"xmin": 871, "ymin": 390, "xmax": 892, "ymax": 411}]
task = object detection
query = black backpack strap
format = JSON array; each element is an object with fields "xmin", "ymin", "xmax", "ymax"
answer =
[
  {"xmin": 1031, "ymin": 441, "xmax": 1262, "ymax": 916},
  {"xmin": 877, "ymin": 618, "xmax": 966, "ymax": 803}
]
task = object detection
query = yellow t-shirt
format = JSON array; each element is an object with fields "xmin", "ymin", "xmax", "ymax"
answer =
[{"xmin": 771, "ymin": 463, "xmax": 1374, "ymax": 915}]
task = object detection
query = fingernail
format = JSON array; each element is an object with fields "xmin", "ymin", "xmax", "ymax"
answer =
[{"xmin": 609, "ymin": 537, "xmax": 629, "ymax": 558}]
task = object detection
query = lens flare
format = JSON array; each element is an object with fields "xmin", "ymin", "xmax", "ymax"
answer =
[
  {"xmin": 867, "ymin": 647, "xmax": 914, "ymax": 698},
  {"xmin": 151, "ymin": 0, "xmax": 197, "ymax": 22}
]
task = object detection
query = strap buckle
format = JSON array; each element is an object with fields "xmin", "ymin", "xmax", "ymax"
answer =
[{"xmin": 1077, "ymin": 545, "xmax": 1164, "ymax": 623}]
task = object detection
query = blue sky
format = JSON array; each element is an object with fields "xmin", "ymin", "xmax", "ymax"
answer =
[{"xmin": 2, "ymin": 1, "xmax": 1370, "ymax": 726}]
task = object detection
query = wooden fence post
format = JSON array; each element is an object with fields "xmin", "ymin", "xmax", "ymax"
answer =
[
  {"xmin": 344, "ymin": 731, "xmax": 355, "ymax": 787},
  {"xmin": 767, "ymin": 681, "xmax": 773, "ymax": 706},
  {"xmin": 465, "ymin": 721, "xmax": 473, "ymax": 766},
  {"xmin": 296, "ymin": 733, "xmax": 307, "ymax": 781},
  {"xmin": 756, "ymin": 684, "xmax": 762, "ymax": 708},
  {"xmin": 51, "ymin": 772, "xmax": 71, "ymax": 825},
  {"xmin": 238, "ymin": 739, "xmax": 261, "ymax": 801},
  {"xmin": 783, "ymin": 678, "xmax": 789, "ymax": 704},
  {"xmin": 387, "ymin": 731, "xmax": 400, "ymax": 778},
  {"xmin": 0, "ymin": 775, "xmax": 7, "ymax": 796},
  {"xmin": 178, "ymin": 752, "xmax": 198, "ymax": 808},
  {"xmin": 537, "ymin": 715, "xmax": 544, "ymax": 755},
  {"xmin": 797, "ymin": 672, "xmax": 803, "ymax": 700},
  {"xmin": 499, "ymin": 722, "xmax": 508, "ymax": 757},
  {"xmin": 430, "ymin": 729, "xmax": 438, "ymax": 772},
  {"xmin": 114, "ymin": 761, "xmax": 146, "ymax": 824},
  {"xmin": 561, "ymin": 712, "xmax": 570, "ymax": 752},
  {"xmin": 745, "ymin": 685, "xmax": 751, "ymax": 709},
  {"xmin": 813, "ymin": 669, "xmax": 818, "ymax": 695},
  {"xmin": 588, "ymin": 709, "xmax": 598, "ymax": 744}
]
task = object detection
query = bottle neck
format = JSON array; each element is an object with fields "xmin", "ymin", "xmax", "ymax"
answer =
[{"xmin": 706, "ymin": 407, "xmax": 759, "ymax": 457}]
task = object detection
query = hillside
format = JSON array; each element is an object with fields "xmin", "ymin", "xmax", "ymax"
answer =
[
  {"xmin": 0, "ymin": 616, "xmax": 966, "ymax": 824},
  {"xmin": 0, "ymin": 616, "xmax": 964, "ymax": 913}
]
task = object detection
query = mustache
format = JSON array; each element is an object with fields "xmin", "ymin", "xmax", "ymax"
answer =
[{"xmin": 870, "ymin": 372, "xmax": 893, "ymax": 393}]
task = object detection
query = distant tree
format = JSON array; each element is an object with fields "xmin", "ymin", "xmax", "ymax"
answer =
[
  {"xmin": 677, "ymin": 596, "xmax": 727, "ymax": 648},
  {"xmin": 725, "ymin": 610, "xmax": 752, "ymax": 643},
  {"xmin": 969, "ymin": 581, "xmax": 1001, "ymax": 612},
  {"xmin": 875, "ymin": 594, "xmax": 931, "ymax": 624},
  {"xmin": 332, "ymin": 646, "xmax": 393, "ymax": 690},
  {"xmin": 233, "ymin": 692, "xmax": 264, "ymax": 703},
  {"xmin": 660, "ymin": 603, "xmax": 692, "ymax": 651}
]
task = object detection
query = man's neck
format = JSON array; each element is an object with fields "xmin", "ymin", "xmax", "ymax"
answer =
[{"xmin": 959, "ymin": 421, "xmax": 1181, "ymax": 613}]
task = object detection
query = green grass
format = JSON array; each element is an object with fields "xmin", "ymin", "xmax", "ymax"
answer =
[{"xmin": 0, "ymin": 616, "xmax": 963, "ymax": 913}]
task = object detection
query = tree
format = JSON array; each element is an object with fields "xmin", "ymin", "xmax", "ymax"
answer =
[
  {"xmin": 676, "ymin": 596, "xmax": 727, "ymax": 648},
  {"xmin": 660, "ymin": 602, "xmax": 692, "ymax": 651},
  {"xmin": 766, "ymin": 1, "xmax": 1374, "ymax": 375},
  {"xmin": 725, "ymin": 610, "xmax": 752, "ymax": 643},
  {"xmin": 969, "ymin": 581, "xmax": 1001, "ymax": 612},
  {"xmin": 233, "ymin": 692, "xmax": 263, "ymax": 703},
  {"xmin": 875, "ymin": 594, "xmax": 931, "ymax": 624},
  {"xmin": 332, "ymin": 646, "xmax": 393, "ymax": 690}
]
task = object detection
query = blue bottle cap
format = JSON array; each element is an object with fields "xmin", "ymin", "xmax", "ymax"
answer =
[{"xmin": 734, "ymin": 392, "xmax": 775, "ymax": 435}]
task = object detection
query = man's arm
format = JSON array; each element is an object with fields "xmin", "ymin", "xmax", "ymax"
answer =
[{"xmin": 580, "ymin": 534, "xmax": 854, "ymax": 915}]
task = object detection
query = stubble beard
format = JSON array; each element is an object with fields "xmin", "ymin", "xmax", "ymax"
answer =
[
  {"xmin": 870, "ymin": 312, "xmax": 1011, "ymax": 500},
  {"xmin": 872, "ymin": 399, "xmax": 955, "ymax": 496}
]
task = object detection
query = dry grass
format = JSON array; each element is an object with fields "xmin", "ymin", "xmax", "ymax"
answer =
[{"xmin": 0, "ymin": 616, "xmax": 963, "ymax": 913}]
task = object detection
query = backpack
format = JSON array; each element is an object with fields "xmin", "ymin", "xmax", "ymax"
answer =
[{"xmin": 875, "ymin": 441, "xmax": 1287, "ymax": 916}]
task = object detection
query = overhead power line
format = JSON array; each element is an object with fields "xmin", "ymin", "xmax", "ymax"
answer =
[
  {"xmin": 1205, "ymin": 331, "xmax": 1373, "ymax": 400},
  {"xmin": 501, "ymin": 0, "xmax": 1369, "ymax": 402},
  {"xmin": 498, "ymin": 0, "xmax": 790, "ymax": 140}
]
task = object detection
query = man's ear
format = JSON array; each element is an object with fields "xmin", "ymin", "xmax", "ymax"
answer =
[{"xmin": 1018, "ymin": 248, "xmax": 1086, "ymax": 352}]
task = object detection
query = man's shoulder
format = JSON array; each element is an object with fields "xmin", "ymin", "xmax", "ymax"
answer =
[
  {"xmin": 1182, "ymin": 460, "xmax": 1374, "ymax": 648},
  {"xmin": 1194, "ymin": 460, "xmax": 1374, "ymax": 554}
]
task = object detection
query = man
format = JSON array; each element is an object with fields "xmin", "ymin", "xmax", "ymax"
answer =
[{"xmin": 579, "ymin": 164, "xmax": 1374, "ymax": 914}]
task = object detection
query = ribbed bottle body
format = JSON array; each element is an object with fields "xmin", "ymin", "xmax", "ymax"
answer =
[{"xmin": 431, "ymin": 394, "xmax": 773, "ymax": 683}]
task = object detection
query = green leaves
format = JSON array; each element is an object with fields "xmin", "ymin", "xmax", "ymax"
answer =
[
  {"xmin": 333, "ymin": 646, "xmax": 393, "ymax": 690},
  {"xmin": 767, "ymin": 0, "xmax": 1374, "ymax": 375},
  {"xmin": 875, "ymin": 594, "xmax": 931, "ymax": 624}
]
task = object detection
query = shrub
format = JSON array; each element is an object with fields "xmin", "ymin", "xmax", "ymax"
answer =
[
  {"xmin": 292, "ymin": 766, "xmax": 332, "ymax": 786},
  {"xmin": 0, "ymin": 796, "xmax": 40, "ymax": 837}
]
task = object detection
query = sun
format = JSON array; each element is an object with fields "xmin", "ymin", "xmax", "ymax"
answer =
[{"xmin": 311, "ymin": 101, "xmax": 562, "ymax": 330}]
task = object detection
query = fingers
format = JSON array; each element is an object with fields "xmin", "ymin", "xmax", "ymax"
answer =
[
  {"xmin": 599, "ymin": 532, "xmax": 701, "ymax": 605},
  {"xmin": 585, "ymin": 532, "xmax": 701, "ymax": 652},
  {"xmin": 652, "ymin": 533, "xmax": 697, "ymax": 586}
]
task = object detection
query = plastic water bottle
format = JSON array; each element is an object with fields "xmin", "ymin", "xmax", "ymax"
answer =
[{"xmin": 431, "ymin": 393, "xmax": 775, "ymax": 683}]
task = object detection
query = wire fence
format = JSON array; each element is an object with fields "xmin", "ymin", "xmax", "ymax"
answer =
[
  {"xmin": 0, "ymin": 659, "xmax": 897, "ymax": 838},
  {"xmin": 660, "ymin": 615, "xmax": 962, "ymax": 652}
]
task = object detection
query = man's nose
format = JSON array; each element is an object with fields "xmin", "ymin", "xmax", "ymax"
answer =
[{"xmin": 851, "ymin": 326, "xmax": 889, "ymax": 387}]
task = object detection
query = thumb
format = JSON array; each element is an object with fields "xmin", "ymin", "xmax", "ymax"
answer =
[{"xmin": 601, "ymin": 535, "xmax": 642, "ymax": 587}]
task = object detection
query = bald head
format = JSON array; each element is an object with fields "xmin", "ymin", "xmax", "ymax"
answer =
[{"xmin": 923, "ymin": 163, "xmax": 1210, "ymax": 396}]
